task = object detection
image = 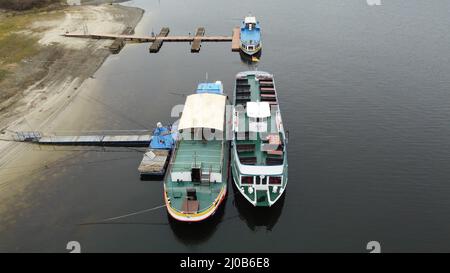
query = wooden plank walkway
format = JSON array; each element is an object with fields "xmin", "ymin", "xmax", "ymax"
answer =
[
  {"xmin": 149, "ymin": 27, "xmax": 170, "ymax": 53},
  {"xmin": 191, "ymin": 27, "xmax": 205, "ymax": 53},
  {"xmin": 231, "ymin": 27, "xmax": 241, "ymax": 52}
]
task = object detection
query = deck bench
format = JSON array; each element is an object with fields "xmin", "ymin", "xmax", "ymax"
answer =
[{"xmin": 237, "ymin": 143, "xmax": 256, "ymax": 153}]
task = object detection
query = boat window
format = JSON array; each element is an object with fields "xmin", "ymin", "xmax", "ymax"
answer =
[
  {"xmin": 262, "ymin": 177, "xmax": 267, "ymax": 185},
  {"xmin": 269, "ymin": 176, "xmax": 282, "ymax": 185},
  {"xmin": 241, "ymin": 176, "xmax": 253, "ymax": 185},
  {"xmin": 255, "ymin": 176, "xmax": 261, "ymax": 185}
]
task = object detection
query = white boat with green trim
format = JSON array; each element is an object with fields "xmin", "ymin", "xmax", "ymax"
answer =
[{"xmin": 231, "ymin": 71, "xmax": 288, "ymax": 207}]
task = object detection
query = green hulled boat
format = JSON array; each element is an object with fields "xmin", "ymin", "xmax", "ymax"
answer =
[
  {"xmin": 231, "ymin": 71, "xmax": 288, "ymax": 206},
  {"xmin": 164, "ymin": 81, "xmax": 229, "ymax": 222}
]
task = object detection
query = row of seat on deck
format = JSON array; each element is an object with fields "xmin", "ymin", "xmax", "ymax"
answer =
[
  {"xmin": 236, "ymin": 78, "xmax": 251, "ymax": 105},
  {"xmin": 259, "ymin": 78, "xmax": 278, "ymax": 109},
  {"xmin": 235, "ymin": 77, "xmax": 278, "ymax": 109},
  {"xmin": 235, "ymin": 143, "xmax": 284, "ymax": 166}
]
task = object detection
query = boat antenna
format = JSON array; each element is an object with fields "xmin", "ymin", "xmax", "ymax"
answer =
[{"xmin": 206, "ymin": 72, "xmax": 208, "ymax": 82}]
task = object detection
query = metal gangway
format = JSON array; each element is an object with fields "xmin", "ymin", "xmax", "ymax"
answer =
[{"xmin": 13, "ymin": 131, "xmax": 152, "ymax": 147}]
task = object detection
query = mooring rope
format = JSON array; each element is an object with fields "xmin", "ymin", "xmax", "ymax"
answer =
[
  {"xmin": 78, "ymin": 186, "xmax": 240, "ymax": 226},
  {"xmin": 82, "ymin": 204, "xmax": 167, "ymax": 224}
]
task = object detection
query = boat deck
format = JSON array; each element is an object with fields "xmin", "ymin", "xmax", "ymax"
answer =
[
  {"xmin": 171, "ymin": 140, "xmax": 223, "ymax": 173},
  {"xmin": 166, "ymin": 140, "xmax": 225, "ymax": 213},
  {"xmin": 166, "ymin": 181, "xmax": 223, "ymax": 213},
  {"xmin": 234, "ymin": 74, "xmax": 285, "ymax": 166}
]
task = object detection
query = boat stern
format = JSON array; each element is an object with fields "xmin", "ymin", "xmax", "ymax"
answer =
[{"xmin": 164, "ymin": 184, "xmax": 227, "ymax": 222}]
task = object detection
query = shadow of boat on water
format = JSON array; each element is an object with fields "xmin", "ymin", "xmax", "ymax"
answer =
[
  {"xmin": 168, "ymin": 191, "xmax": 227, "ymax": 245},
  {"xmin": 239, "ymin": 49, "xmax": 262, "ymax": 66},
  {"xmin": 231, "ymin": 181, "xmax": 285, "ymax": 231}
]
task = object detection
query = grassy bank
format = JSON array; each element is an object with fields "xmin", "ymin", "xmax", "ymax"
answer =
[
  {"xmin": 0, "ymin": 9, "xmax": 65, "ymax": 87},
  {"xmin": 0, "ymin": 8, "xmax": 66, "ymax": 108},
  {"xmin": 0, "ymin": 10, "xmax": 66, "ymax": 64},
  {"xmin": 0, "ymin": 69, "xmax": 10, "ymax": 82},
  {"xmin": 0, "ymin": 0, "xmax": 61, "ymax": 11}
]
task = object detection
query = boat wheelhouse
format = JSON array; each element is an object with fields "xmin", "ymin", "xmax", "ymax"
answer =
[
  {"xmin": 231, "ymin": 71, "xmax": 288, "ymax": 207},
  {"xmin": 240, "ymin": 15, "xmax": 262, "ymax": 56},
  {"xmin": 164, "ymin": 81, "xmax": 229, "ymax": 222}
]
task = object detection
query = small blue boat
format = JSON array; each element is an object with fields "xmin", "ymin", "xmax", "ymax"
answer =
[
  {"xmin": 240, "ymin": 15, "xmax": 262, "ymax": 56},
  {"xmin": 138, "ymin": 123, "xmax": 177, "ymax": 179}
]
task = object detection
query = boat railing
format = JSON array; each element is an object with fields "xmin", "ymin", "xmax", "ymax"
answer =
[
  {"xmin": 168, "ymin": 140, "xmax": 180, "ymax": 168},
  {"xmin": 219, "ymin": 140, "xmax": 224, "ymax": 173}
]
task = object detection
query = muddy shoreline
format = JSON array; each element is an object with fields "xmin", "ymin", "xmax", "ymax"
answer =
[{"xmin": 0, "ymin": 3, "xmax": 144, "ymax": 131}]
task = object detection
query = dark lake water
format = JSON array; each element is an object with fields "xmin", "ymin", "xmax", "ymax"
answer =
[{"xmin": 2, "ymin": 0, "xmax": 450, "ymax": 252}]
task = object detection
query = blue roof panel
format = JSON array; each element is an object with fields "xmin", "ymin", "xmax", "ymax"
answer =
[{"xmin": 196, "ymin": 82, "xmax": 223, "ymax": 94}]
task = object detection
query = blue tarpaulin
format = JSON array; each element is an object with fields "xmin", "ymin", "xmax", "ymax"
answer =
[{"xmin": 150, "ymin": 126, "xmax": 175, "ymax": 149}]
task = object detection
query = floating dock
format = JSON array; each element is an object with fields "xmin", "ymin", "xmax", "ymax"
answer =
[
  {"xmin": 14, "ymin": 132, "xmax": 152, "ymax": 147},
  {"xmin": 63, "ymin": 27, "xmax": 240, "ymax": 53},
  {"xmin": 149, "ymin": 27, "xmax": 170, "ymax": 53},
  {"xmin": 138, "ymin": 149, "xmax": 171, "ymax": 178},
  {"xmin": 191, "ymin": 27, "xmax": 205, "ymax": 53},
  {"xmin": 109, "ymin": 27, "xmax": 134, "ymax": 54}
]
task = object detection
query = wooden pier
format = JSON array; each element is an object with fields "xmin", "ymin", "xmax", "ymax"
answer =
[
  {"xmin": 231, "ymin": 27, "xmax": 241, "ymax": 52},
  {"xmin": 63, "ymin": 27, "xmax": 240, "ymax": 53}
]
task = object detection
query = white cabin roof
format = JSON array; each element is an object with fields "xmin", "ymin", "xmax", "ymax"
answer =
[
  {"xmin": 178, "ymin": 93, "xmax": 226, "ymax": 131},
  {"xmin": 244, "ymin": 16, "xmax": 257, "ymax": 24},
  {"xmin": 246, "ymin": 101, "xmax": 270, "ymax": 118}
]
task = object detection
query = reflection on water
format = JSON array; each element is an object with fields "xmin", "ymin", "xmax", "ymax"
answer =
[
  {"xmin": 231, "ymin": 182, "xmax": 285, "ymax": 231},
  {"xmin": 168, "ymin": 190, "xmax": 227, "ymax": 245},
  {"xmin": 239, "ymin": 50, "xmax": 262, "ymax": 67}
]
